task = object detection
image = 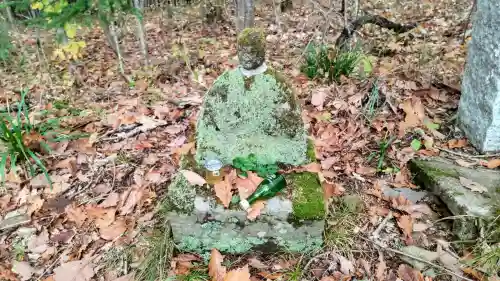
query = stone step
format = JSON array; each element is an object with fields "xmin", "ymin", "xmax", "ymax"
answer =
[
  {"xmin": 409, "ymin": 157, "xmax": 499, "ymax": 240},
  {"xmin": 164, "ymin": 171, "xmax": 325, "ymax": 254}
]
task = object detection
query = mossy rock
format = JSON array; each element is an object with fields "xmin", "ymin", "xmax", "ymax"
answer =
[
  {"xmin": 409, "ymin": 157, "xmax": 498, "ymax": 240},
  {"xmin": 286, "ymin": 172, "xmax": 326, "ymax": 220},
  {"xmin": 237, "ymin": 28, "xmax": 266, "ymax": 70},
  {"xmin": 195, "ymin": 66, "xmax": 308, "ymax": 166}
]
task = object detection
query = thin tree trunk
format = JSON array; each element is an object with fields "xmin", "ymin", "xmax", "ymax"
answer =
[
  {"xmin": 243, "ymin": 0, "xmax": 254, "ymax": 28},
  {"xmin": 236, "ymin": 0, "xmax": 254, "ymax": 31},
  {"xmin": 133, "ymin": 0, "xmax": 149, "ymax": 66},
  {"xmin": 109, "ymin": 22, "xmax": 127, "ymax": 81}
]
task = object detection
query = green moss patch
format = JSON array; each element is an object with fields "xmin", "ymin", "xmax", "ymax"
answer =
[
  {"xmin": 306, "ymin": 138, "xmax": 316, "ymax": 163},
  {"xmin": 287, "ymin": 172, "xmax": 325, "ymax": 220}
]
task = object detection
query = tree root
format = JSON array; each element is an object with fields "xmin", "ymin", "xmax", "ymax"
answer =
[{"xmin": 335, "ymin": 13, "xmax": 417, "ymax": 48}]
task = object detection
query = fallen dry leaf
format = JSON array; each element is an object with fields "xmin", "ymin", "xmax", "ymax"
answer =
[
  {"xmin": 248, "ymin": 257, "xmax": 268, "ymax": 269},
  {"xmin": 99, "ymin": 192, "xmax": 120, "ymax": 208},
  {"xmin": 397, "ymin": 215, "xmax": 414, "ymax": 243},
  {"xmin": 311, "ymin": 89, "xmax": 327, "ymax": 110},
  {"xmin": 397, "ymin": 264, "xmax": 424, "ymax": 281},
  {"xmin": 322, "ymin": 182, "xmax": 345, "ymax": 198},
  {"xmin": 247, "ymin": 200, "xmax": 266, "ymax": 221},
  {"xmin": 356, "ymin": 166, "xmax": 377, "ymax": 175},
  {"xmin": 214, "ymin": 178, "xmax": 233, "ymax": 208},
  {"xmin": 180, "ymin": 170, "xmax": 207, "ymax": 186},
  {"xmin": 376, "ymin": 254, "xmax": 388, "ymax": 281},
  {"xmin": 412, "ymin": 223, "xmax": 430, "ymax": 232},
  {"xmin": 487, "ymin": 159, "xmax": 500, "ymax": 169},
  {"xmin": 301, "ymin": 162, "xmax": 322, "ymax": 173},
  {"xmin": 53, "ymin": 157, "xmax": 77, "ymax": 174},
  {"xmin": 399, "ymin": 98, "xmax": 426, "ymax": 136},
  {"xmin": 459, "ymin": 177, "xmax": 488, "ymax": 193},
  {"xmin": 99, "ymin": 219, "xmax": 126, "ymax": 240},
  {"xmin": 27, "ymin": 229, "xmax": 49, "ymax": 254},
  {"xmin": 53, "ymin": 258, "xmax": 95, "ymax": 281},
  {"xmin": 208, "ymin": 249, "xmax": 226, "ymax": 281},
  {"xmin": 65, "ymin": 204, "xmax": 87, "ymax": 227},
  {"xmin": 236, "ymin": 172, "xmax": 263, "ymax": 200},
  {"xmin": 0, "ymin": 265, "xmax": 20, "ymax": 281},
  {"xmin": 120, "ymin": 185, "xmax": 146, "ymax": 215},
  {"xmin": 173, "ymin": 142, "xmax": 195, "ymax": 157},
  {"xmin": 448, "ymin": 139, "xmax": 468, "ymax": 149},
  {"xmin": 337, "ymin": 255, "xmax": 354, "ymax": 275},
  {"xmin": 27, "ymin": 196, "xmax": 45, "ymax": 216},
  {"xmin": 12, "ymin": 261, "xmax": 35, "ymax": 281},
  {"xmin": 174, "ymin": 254, "xmax": 201, "ymax": 262},
  {"xmin": 258, "ymin": 272, "xmax": 283, "ymax": 280},
  {"xmin": 86, "ymin": 206, "xmax": 116, "ymax": 228},
  {"xmin": 224, "ymin": 266, "xmax": 251, "ymax": 281},
  {"xmin": 175, "ymin": 261, "xmax": 194, "ymax": 275}
]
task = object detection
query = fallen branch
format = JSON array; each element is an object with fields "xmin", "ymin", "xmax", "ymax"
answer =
[
  {"xmin": 437, "ymin": 147, "xmax": 500, "ymax": 159},
  {"xmin": 335, "ymin": 13, "xmax": 417, "ymax": 48},
  {"xmin": 100, "ymin": 117, "xmax": 169, "ymax": 142},
  {"xmin": 364, "ymin": 237, "xmax": 474, "ymax": 281},
  {"xmin": 371, "ymin": 211, "xmax": 393, "ymax": 239}
]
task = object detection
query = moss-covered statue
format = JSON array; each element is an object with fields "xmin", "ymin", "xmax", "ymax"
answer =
[{"xmin": 196, "ymin": 28, "xmax": 308, "ymax": 166}]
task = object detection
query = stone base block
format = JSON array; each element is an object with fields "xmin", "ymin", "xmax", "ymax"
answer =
[{"xmin": 164, "ymin": 172, "xmax": 325, "ymax": 254}]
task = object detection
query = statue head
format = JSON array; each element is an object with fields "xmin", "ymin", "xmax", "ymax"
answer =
[{"xmin": 237, "ymin": 28, "xmax": 266, "ymax": 70}]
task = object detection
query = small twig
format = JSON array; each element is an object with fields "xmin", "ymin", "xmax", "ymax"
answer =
[
  {"xmin": 36, "ymin": 253, "xmax": 62, "ymax": 281},
  {"xmin": 437, "ymin": 147, "xmax": 500, "ymax": 159},
  {"xmin": 371, "ymin": 211, "xmax": 393, "ymax": 238},
  {"xmin": 100, "ymin": 120, "xmax": 168, "ymax": 142},
  {"xmin": 366, "ymin": 238, "xmax": 474, "ymax": 281},
  {"xmin": 69, "ymin": 169, "xmax": 105, "ymax": 199},
  {"xmin": 300, "ymin": 251, "xmax": 332, "ymax": 279}
]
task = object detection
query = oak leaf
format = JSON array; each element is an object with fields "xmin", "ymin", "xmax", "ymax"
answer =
[
  {"xmin": 214, "ymin": 178, "xmax": 232, "ymax": 208},
  {"xmin": 208, "ymin": 249, "xmax": 226, "ymax": 281},
  {"xmin": 99, "ymin": 219, "xmax": 126, "ymax": 240},
  {"xmin": 487, "ymin": 159, "xmax": 500, "ymax": 169},
  {"xmin": 180, "ymin": 170, "xmax": 207, "ymax": 186},
  {"xmin": 247, "ymin": 200, "xmax": 266, "ymax": 221},
  {"xmin": 224, "ymin": 266, "xmax": 251, "ymax": 281}
]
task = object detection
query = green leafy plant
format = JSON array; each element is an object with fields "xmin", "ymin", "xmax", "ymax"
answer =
[
  {"xmin": 367, "ymin": 135, "xmax": 397, "ymax": 172},
  {"xmin": 300, "ymin": 42, "xmax": 363, "ymax": 83},
  {"xmin": 410, "ymin": 139, "xmax": 422, "ymax": 151},
  {"xmin": 0, "ymin": 89, "xmax": 86, "ymax": 185},
  {"xmin": 232, "ymin": 154, "xmax": 278, "ymax": 178}
]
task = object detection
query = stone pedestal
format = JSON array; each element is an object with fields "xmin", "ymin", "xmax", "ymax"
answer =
[
  {"xmin": 164, "ymin": 172, "xmax": 325, "ymax": 254},
  {"xmin": 458, "ymin": 0, "xmax": 500, "ymax": 152},
  {"xmin": 409, "ymin": 157, "xmax": 498, "ymax": 240}
]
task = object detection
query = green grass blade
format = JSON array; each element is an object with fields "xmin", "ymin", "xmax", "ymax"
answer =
[
  {"xmin": 0, "ymin": 152, "xmax": 8, "ymax": 183},
  {"xmin": 26, "ymin": 149, "xmax": 52, "ymax": 187}
]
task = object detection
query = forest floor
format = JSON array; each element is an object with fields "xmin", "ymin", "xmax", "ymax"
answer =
[{"xmin": 1, "ymin": 0, "xmax": 497, "ymax": 280}]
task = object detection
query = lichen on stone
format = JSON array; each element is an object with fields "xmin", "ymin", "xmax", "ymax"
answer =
[
  {"xmin": 164, "ymin": 173, "xmax": 196, "ymax": 214},
  {"xmin": 196, "ymin": 66, "xmax": 307, "ymax": 166},
  {"xmin": 237, "ymin": 28, "xmax": 266, "ymax": 70},
  {"xmin": 287, "ymin": 172, "xmax": 326, "ymax": 220}
]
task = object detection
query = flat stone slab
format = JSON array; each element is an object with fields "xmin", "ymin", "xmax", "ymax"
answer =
[
  {"xmin": 409, "ymin": 157, "xmax": 499, "ymax": 239},
  {"xmin": 164, "ymin": 172, "xmax": 325, "ymax": 254}
]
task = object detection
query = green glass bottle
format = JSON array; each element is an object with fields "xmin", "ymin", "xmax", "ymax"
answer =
[{"xmin": 239, "ymin": 173, "xmax": 286, "ymax": 210}]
